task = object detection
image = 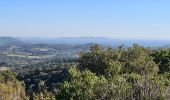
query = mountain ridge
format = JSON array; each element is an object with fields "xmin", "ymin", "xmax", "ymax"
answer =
[{"xmin": 1, "ymin": 36, "xmax": 170, "ymax": 47}]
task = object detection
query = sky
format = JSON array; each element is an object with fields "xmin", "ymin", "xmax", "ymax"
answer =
[{"xmin": 0, "ymin": 0, "xmax": 170, "ymax": 40}]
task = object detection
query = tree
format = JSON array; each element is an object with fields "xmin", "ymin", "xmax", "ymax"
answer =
[
  {"xmin": 79, "ymin": 45, "xmax": 123, "ymax": 77},
  {"xmin": 152, "ymin": 49, "xmax": 170, "ymax": 73},
  {"xmin": 122, "ymin": 44, "xmax": 159, "ymax": 75},
  {"xmin": 57, "ymin": 66, "xmax": 109, "ymax": 100}
]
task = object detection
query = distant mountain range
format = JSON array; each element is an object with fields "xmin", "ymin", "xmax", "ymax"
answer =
[
  {"xmin": 17, "ymin": 37, "xmax": 170, "ymax": 47},
  {"xmin": 0, "ymin": 36, "xmax": 170, "ymax": 48},
  {"xmin": 0, "ymin": 37, "xmax": 23, "ymax": 45}
]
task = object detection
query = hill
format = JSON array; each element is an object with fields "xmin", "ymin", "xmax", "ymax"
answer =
[
  {"xmin": 0, "ymin": 37, "xmax": 23, "ymax": 45},
  {"xmin": 17, "ymin": 37, "xmax": 170, "ymax": 47}
]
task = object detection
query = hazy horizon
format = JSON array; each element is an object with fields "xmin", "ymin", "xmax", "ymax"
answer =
[
  {"xmin": 1, "ymin": 35, "xmax": 170, "ymax": 41},
  {"xmin": 1, "ymin": 0, "xmax": 170, "ymax": 40}
]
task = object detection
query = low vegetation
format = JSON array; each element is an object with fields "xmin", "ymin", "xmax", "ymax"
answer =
[{"xmin": 1, "ymin": 44, "xmax": 170, "ymax": 99}]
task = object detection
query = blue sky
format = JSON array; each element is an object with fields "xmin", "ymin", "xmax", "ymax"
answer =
[{"xmin": 0, "ymin": 0, "xmax": 170, "ymax": 40}]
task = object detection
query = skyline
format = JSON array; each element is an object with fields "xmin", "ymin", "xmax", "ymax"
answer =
[{"xmin": 1, "ymin": 0, "xmax": 170, "ymax": 40}]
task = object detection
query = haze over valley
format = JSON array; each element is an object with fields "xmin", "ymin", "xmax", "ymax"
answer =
[{"xmin": 1, "ymin": 0, "xmax": 170, "ymax": 99}]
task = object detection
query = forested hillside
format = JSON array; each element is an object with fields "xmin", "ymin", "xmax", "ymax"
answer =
[{"xmin": 1, "ymin": 44, "xmax": 170, "ymax": 99}]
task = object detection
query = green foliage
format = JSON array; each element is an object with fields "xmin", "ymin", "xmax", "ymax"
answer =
[
  {"xmin": 152, "ymin": 49, "xmax": 170, "ymax": 73},
  {"xmin": 57, "ymin": 66, "xmax": 108, "ymax": 100},
  {"xmin": 0, "ymin": 70, "xmax": 16, "ymax": 82},
  {"xmin": 58, "ymin": 66, "xmax": 170, "ymax": 99},
  {"xmin": 3, "ymin": 44, "xmax": 170, "ymax": 99},
  {"xmin": 79, "ymin": 45, "xmax": 123, "ymax": 77},
  {"xmin": 63, "ymin": 44, "xmax": 169, "ymax": 99},
  {"xmin": 122, "ymin": 44, "xmax": 159, "ymax": 75},
  {"xmin": 80, "ymin": 44, "xmax": 159, "ymax": 76}
]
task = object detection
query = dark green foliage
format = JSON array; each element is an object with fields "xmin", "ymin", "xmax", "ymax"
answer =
[
  {"xmin": 152, "ymin": 49, "xmax": 170, "ymax": 73},
  {"xmin": 0, "ymin": 70, "xmax": 16, "ymax": 82},
  {"xmin": 16, "ymin": 58, "xmax": 75, "ymax": 94}
]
